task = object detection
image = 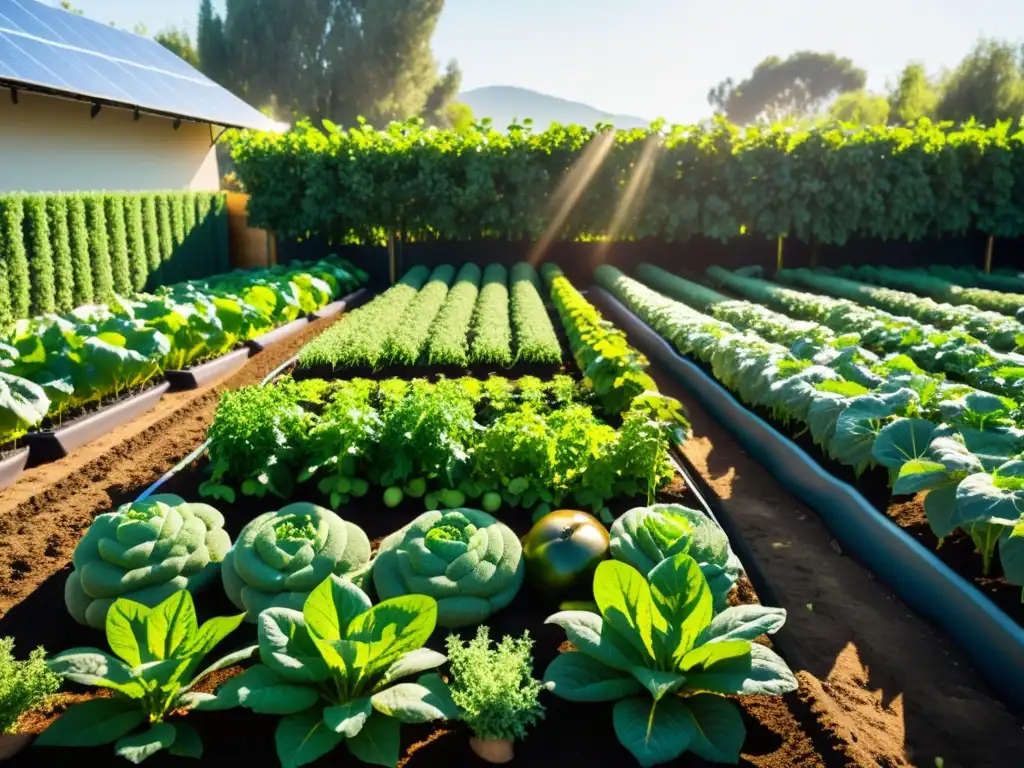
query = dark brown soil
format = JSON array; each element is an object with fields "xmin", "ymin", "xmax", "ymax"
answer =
[
  {"xmin": 2, "ymin": 462, "xmax": 829, "ymax": 768},
  {"xmin": 0, "ymin": 316, "xmax": 340, "ymax": 618},
  {"xmin": 647, "ymin": 359, "xmax": 1024, "ymax": 768}
]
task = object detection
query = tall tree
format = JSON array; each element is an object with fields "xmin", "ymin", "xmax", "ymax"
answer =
[
  {"xmin": 197, "ymin": 0, "xmax": 460, "ymax": 127},
  {"xmin": 708, "ymin": 51, "xmax": 866, "ymax": 124},
  {"xmin": 887, "ymin": 63, "xmax": 940, "ymax": 124},
  {"xmin": 934, "ymin": 39, "xmax": 1024, "ymax": 125},
  {"xmin": 154, "ymin": 27, "xmax": 200, "ymax": 68},
  {"xmin": 828, "ymin": 90, "xmax": 889, "ymax": 125}
]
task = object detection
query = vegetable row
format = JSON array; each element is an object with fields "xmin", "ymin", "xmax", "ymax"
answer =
[
  {"xmin": 200, "ymin": 374, "xmax": 678, "ymax": 518},
  {"xmin": 297, "ymin": 262, "xmax": 561, "ymax": 370},
  {"xmin": 32, "ymin": 484, "xmax": 788, "ymax": 767},
  {"xmin": 0, "ymin": 258, "xmax": 365, "ymax": 446},
  {"xmin": 600, "ymin": 265, "xmax": 1024, "ymax": 601}
]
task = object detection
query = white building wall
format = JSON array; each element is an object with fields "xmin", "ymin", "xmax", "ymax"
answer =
[{"xmin": 0, "ymin": 91, "xmax": 220, "ymax": 193}]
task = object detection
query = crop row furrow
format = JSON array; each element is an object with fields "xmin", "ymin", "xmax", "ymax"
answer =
[
  {"xmin": 426, "ymin": 263, "xmax": 482, "ymax": 366},
  {"xmin": 384, "ymin": 264, "xmax": 456, "ymax": 365},
  {"xmin": 469, "ymin": 264, "xmax": 512, "ymax": 365},
  {"xmin": 509, "ymin": 262, "xmax": 561, "ymax": 364}
]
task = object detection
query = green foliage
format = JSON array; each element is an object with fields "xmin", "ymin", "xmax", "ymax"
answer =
[
  {"xmin": 65, "ymin": 494, "xmax": 232, "ymax": 629},
  {"xmin": 888, "ymin": 63, "xmax": 939, "ymax": 124},
  {"xmin": 125, "ymin": 196, "xmax": 148, "ymax": 292},
  {"xmin": 40, "ymin": 590, "xmax": 253, "ymax": 762},
  {"xmin": 86, "ymin": 194, "xmax": 114, "ymax": 303},
  {"xmin": 509, "ymin": 262, "xmax": 561, "ymax": 364},
  {"xmin": 222, "ymin": 503, "xmax": 372, "ymax": 621},
  {"xmin": 373, "ymin": 509, "xmax": 525, "ymax": 628},
  {"xmin": 936, "ymin": 39, "xmax": 1024, "ymax": 126},
  {"xmin": 154, "ymin": 26, "xmax": 199, "ymax": 67},
  {"xmin": 231, "ymin": 118, "xmax": 1024, "ymax": 247},
  {"xmin": 141, "ymin": 195, "xmax": 161, "ymax": 285},
  {"xmin": 205, "ymin": 575, "xmax": 458, "ymax": 768},
  {"xmin": 0, "ymin": 638, "xmax": 61, "ymax": 735},
  {"xmin": 708, "ymin": 51, "xmax": 866, "ymax": 124},
  {"xmin": 470, "ymin": 264, "xmax": 512, "ymax": 365},
  {"xmin": 298, "ymin": 266, "xmax": 431, "ymax": 368},
  {"xmin": 23, "ymin": 196, "xmax": 55, "ymax": 315},
  {"xmin": 0, "ymin": 196, "xmax": 29, "ymax": 323},
  {"xmin": 444, "ymin": 627, "xmax": 546, "ymax": 742},
  {"xmin": 105, "ymin": 194, "xmax": 132, "ymax": 296},
  {"xmin": 67, "ymin": 194, "xmax": 94, "ymax": 305},
  {"xmin": 827, "ymin": 90, "xmax": 890, "ymax": 125},
  {"xmin": 46, "ymin": 195, "xmax": 75, "ymax": 313},
  {"xmin": 384, "ymin": 264, "xmax": 455, "ymax": 365},
  {"xmin": 156, "ymin": 194, "xmax": 173, "ymax": 280},
  {"xmin": 426, "ymin": 263, "xmax": 481, "ymax": 365},
  {"xmin": 610, "ymin": 505, "xmax": 741, "ymax": 612},
  {"xmin": 543, "ymin": 554, "xmax": 796, "ymax": 766},
  {"xmin": 0, "ymin": 371, "xmax": 49, "ymax": 445}
]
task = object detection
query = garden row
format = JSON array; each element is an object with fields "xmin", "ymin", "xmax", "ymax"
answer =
[
  {"xmin": 298, "ymin": 262, "xmax": 562, "ymax": 372},
  {"xmin": 231, "ymin": 119, "xmax": 1024, "ymax": 246},
  {"xmin": 0, "ymin": 257, "xmax": 366, "ymax": 485},
  {"xmin": 0, "ymin": 266, "xmax": 812, "ymax": 768},
  {"xmin": 0, "ymin": 192, "xmax": 229, "ymax": 325},
  {"xmin": 599, "ymin": 264, "xmax": 1024, "ymax": 625}
]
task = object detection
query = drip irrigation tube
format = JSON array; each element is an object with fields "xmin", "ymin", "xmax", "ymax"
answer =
[{"xmin": 588, "ymin": 283, "xmax": 1024, "ymax": 712}]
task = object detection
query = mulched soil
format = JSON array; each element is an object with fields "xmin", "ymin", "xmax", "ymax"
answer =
[{"xmin": 647, "ymin": 358, "xmax": 1024, "ymax": 768}]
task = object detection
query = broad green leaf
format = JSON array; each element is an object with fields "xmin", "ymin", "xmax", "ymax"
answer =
[
  {"xmin": 47, "ymin": 650, "xmax": 144, "ymax": 696},
  {"xmin": 275, "ymin": 708, "xmax": 344, "ymax": 768},
  {"xmin": 999, "ymin": 523, "xmax": 1024, "ymax": 587},
  {"xmin": 593, "ymin": 560, "xmax": 658, "ymax": 661},
  {"xmin": 612, "ymin": 695, "xmax": 696, "ymax": 767},
  {"xmin": 190, "ymin": 613, "xmax": 247, "ymax": 658},
  {"xmin": 259, "ymin": 608, "xmax": 331, "ymax": 684},
  {"xmin": 346, "ymin": 711, "xmax": 401, "ymax": 768},
  {"xmin": 685, "ymin": 694, "xmax": 746, "ymax": 763},
  {"xmin": 323, "ymin": 697, "xmax": 372, "ymax": 737},
  {"xmin": 243, "ymin": 682, "xmax": 320, "ymax": 715},
  {"xmin": 953, "ymin": 473, "xmax": 1024, "ymax": 529},
  {"xmin": 146, "ymin": 590, "xmax": 198, "ymax": 661},
  {"xmin": 371, "ymin": 673, "xmax": 459, "ymax": 723},
  {"xmin": 872, "ymin": 418, "xmax": 936, "ymax": 470},
  {"xmin": 696, "ymin": 605, "xmax": 787, "ymax": 644},
  {"xmin": 378, "ymin": 648, "xmax": 447, "ymax": 686},
  {"xmin": 679, "ymin": 640, "xmax": 752, "ymax": 672},
  {"xmin": 105, "ymin": 600, "xmax": 152, "ymax": 667},
  {"xmin": 195, "ymin": 663, "xmax": 282, "ymax": 711},
  {"xmin": 923, "ymin": 482, "xmax": 962, "ymax": 538},
  {"xmin": 35, "ymin": 697, "xmax": 144, "ymax": 747},
  {"xmin": 683, "ymin": 643, "xmax": 797, "ymax": 696},
  {"xmin": 647, "ymin": 554, "xmax": 712, "ymax": 663},
  {"xmin": 893, "ymin": 459, "xmax": 949, "ymax": 495},
  {"xmin": 543, "ymin": 651, "xmax": 644, "ymax": 702},
  {"xmin": 544, "ymin": 610, "xmax": 647, "ymax": 672},
  {"xmin": 303, "ymin": 574, "xmax": 372, "ymax": 642},
  {"xmin": 345, "ymin": 594, "xmax": 438, "ymax": 679},
  {"xmin": 168, "ymin": 722, "xmax": 203, "ymax": 758},
  {"xmin": 114, "ymin": 723, "xmax": 176, "ymax": 764},
  {"xmin": 186, "ymin": 645, "xmax": 258, "ymax": 693},
  {"xmin": 628, "ymin": 666, "xmax": 687, "ymax": 701}
]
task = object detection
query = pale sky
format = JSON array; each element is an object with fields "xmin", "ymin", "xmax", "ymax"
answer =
[{"xmin": 45, "ymin": 0, "xmax": 1024, "ymax": 123}]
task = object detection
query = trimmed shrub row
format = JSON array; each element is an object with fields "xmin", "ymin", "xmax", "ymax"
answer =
[{"xmin": 0, "ymin": 191, "xmax": 228, "ymax": 325}]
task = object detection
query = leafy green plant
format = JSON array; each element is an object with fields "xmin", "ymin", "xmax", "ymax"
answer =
[
  {"xmin": 444, "ymin": 626, "xmax": 546, "ymax": 743},
  {"xmin": 544, "ymin": 554, "xmax": 796, "ymax": 766},
  {"xmin": 222, "ymin": 502, "xmax": 372, "ymax": 621},
  {"xmin": 106, "ymin": 193, "xmax": 132, "ymax": 296},
  {"xmin": 204, "ymin": 575, "xmax": 459, "ymax": 768},
  {"xmin": 610, "ymin": 504, "xmax": 742, "ymax": 612},
  {"xmin": 125, "ymin": 195, "xmax": 148, "ymax": 292},
  {"xmin": 0, "ymin": 638, "xmax": 61, "ymax": 735},
  {"xmin": 86, "ymin": 194, "xmax": 114, "ymax": 303},
  {"xmin": 0, "ymin": 371, "xmax": 49, "ymax": 445},
  {"xmin": 509, "ymin": 262, "xmax": 561, "ymax": 364},
  {"xmin": 373, "ymin": 509, "xmax": 525, "ymax": 627},
  {"xmin": 39, "ymin": 590, "xmax": 254, "ymax": 763},
  {"xmin": 67, "ymin": 194, "xmax": 94, "ymax": 305},
  {"xmin": 427, "ymin": 263, "xmax": 481, "ymax": 365},
  {"xmin": 65, "ymin": 494, "xmax": 231, "ymax": 629},
  {"xmin": 47, "ymin": 194, "xmax": 75, "ymax": 313},
  {"xmin": 470, "ymin": 264, "xmax": 512, "ymax": 365},
  {"xmin": 23, "ymin": 195, "xmax": 55, "ymax": 316},
  {"xmin": 385, "ymin": 264, "xmax": 455, "ymax": 364}
]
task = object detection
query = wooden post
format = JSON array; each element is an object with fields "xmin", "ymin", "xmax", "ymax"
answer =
[
  {"xmin": 267, "ymin": 230, "xmax": 279, "ymax": 267},
  {"xmin": 984, "ymin": 235, "xmax": 994, "ymax": 274},
  {"xmin": 776, "ymin": 236, "xmax": 784, "ymax": 271}
]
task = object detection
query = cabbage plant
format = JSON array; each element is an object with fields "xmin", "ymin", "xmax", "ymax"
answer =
[
  {"xmin": 0, "ymin": 370, "xmax": 49, "ymax": 445},
  {"xmin": 544, "ymin": 554, "xmax": 796, "ymax": 767},
  {"xmin": 38, "ymin": 590, "xmax": 253, "ymax": 763},
  {"xmin": 222, "ymin": 503, "xmax": 372, "ymax": 621},
  {"xmin": 372, "ymin": 508, "xmax": 524, "ymax": 627},
  {"xmin": 65, "ymin": 494, "xmax": 231, "ymax": 629},
  {"xmin": 203, "ymin": 575, "xmax": 459, "ymax": 768},
  {"xmin": 610, "ymin": 504, "xmax": 741, "ymax": 612}
]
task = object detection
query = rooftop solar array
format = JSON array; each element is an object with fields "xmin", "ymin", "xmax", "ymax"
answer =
[{"xmin": 0, "ymin": 0, "xmax": 277, "ymax": 131}]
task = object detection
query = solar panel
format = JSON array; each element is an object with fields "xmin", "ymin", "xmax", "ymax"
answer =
[{"xmin": 0, "ymin": 0, "xmax": 277, "ymax": 131}]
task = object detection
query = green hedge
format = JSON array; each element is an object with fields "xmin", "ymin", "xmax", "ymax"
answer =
[
  {"xmin": 0, "ymin": 191, "xmax": 228, "ymax": 323},
  {"xmin": 230, "ymin": 118, "xmax": 1024, "ymax": 246}
]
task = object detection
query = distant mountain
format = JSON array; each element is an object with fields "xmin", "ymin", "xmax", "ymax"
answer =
[{"xmin": 458, "ymin": 85, "xmax": 650, "ymax": 130}]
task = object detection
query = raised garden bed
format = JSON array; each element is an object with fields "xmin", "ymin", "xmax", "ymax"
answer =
[
  {"xmin": 244, "ymin": 317, "xmax": 311, "ymax": 354},
  {"xmin": 308, "ymin": 287, "xmax": 371, "ymax": 319},
  {"xmin": 164, "ymin": 347, "xmax": 253, "ymax": 391},
  {"xmin": 0, "ymin": 447, "xmax": 30, "ymax": 492},
  {"xmin": 590, "ymin": 284, "xmax": 1024, "ymax": 712},
  {"xmin": 22, "ymin": 382, "xmax": 172, "ymax": 466}
]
